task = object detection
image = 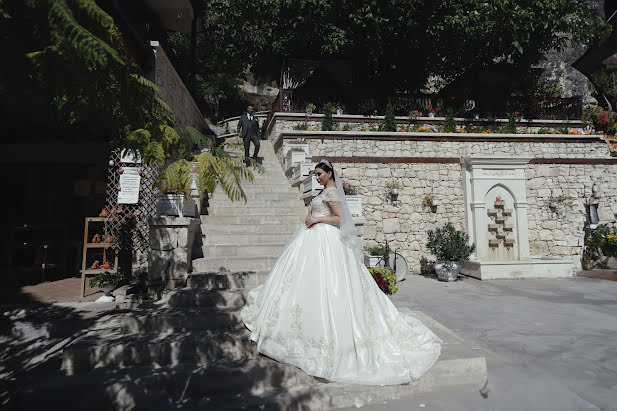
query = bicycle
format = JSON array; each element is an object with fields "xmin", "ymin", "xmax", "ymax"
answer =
[{"xmin": 369, "ymin": 239, "xmax": 409, "ymax": 281}]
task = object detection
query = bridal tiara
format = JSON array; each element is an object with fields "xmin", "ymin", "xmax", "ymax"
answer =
[{"xmin": 319, "ymin": 158, "xmax": 333, "ymax": 168}]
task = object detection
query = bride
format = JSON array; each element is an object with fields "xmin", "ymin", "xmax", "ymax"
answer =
[{"xmin": 240, "ymin": 160, "xmax": 441, "ymax": 385}]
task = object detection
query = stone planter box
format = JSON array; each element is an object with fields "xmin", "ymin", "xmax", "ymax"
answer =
[
  {"xmin": 282, "ymin": 142, "xmax": 309, "ymax": 158},
  {"xmin": 301, "ymin": 175, "xmax": 323, "ymax": 198},
  {"xmin": 345, "ymin": 195, "xmax": 362, "ymax": 216},
  {"xmin": 291, "ymin": 162, "xmax": 317, "ymax": 186},
  {"xmin": 156, "ymin": 194, "xmax": 196, "ymax": 218},
  {"xmin": 286, "ymin": 150, "xmax": 307, "ymax": 171}
]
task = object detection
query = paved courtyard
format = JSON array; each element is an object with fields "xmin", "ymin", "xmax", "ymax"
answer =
[{"xmin": 350, "ymin": 274, "xmax": 617, "ymax": 411}]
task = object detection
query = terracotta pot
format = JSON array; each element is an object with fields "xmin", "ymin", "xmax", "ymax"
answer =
[
  {"xmin": 102, "ymin": 261, "xmax": 112, "ymax": 269},
  {"xmin": 99, "ymin": 208, "xmax": 109, "ymax": 217},
  {"xmin": 90, "ymin": 260, "xmax": 100, "ymax": 269}
]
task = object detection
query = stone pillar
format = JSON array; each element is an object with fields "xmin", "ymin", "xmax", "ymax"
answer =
[
  {"xmin": 471, "ymin": 202, "xmax": 489, "ymax": 260},
  {"xmin": 514, "ymin": 201, "xmax": 530, "ymax": 259},
  {"xmin": 148, "ymin": 216, "xmax": 199, "ymax": 290}
]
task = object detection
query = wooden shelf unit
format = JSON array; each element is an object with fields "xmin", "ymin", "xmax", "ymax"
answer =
[{"xmin": 80, "ymin": 217, "xmax": 119, "ymax": 297}]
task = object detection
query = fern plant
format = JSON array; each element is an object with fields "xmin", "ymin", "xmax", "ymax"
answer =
[
  {"xmin": 155, "ymin": 128, "xmax": 264, "ymax": 203},
  {"xmin": 2, "ymin": 0, "xmax": 182, "ymax": 164}
]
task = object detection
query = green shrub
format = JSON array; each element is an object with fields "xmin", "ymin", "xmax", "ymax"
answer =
[
  {"xmin": 365, "ymin": 245, "xmax": 387, "ymax": 256},
  {"xmin": 426, "ymin": 223, "xmax": 476, "ymax": 262},
  {"xmin": 321, "ymin": 102, "xmax": 335, "ymax": 131},
  {"xmin": 89, "ymin": 271, "xmax": 124, "ymax": 289},
  {"xmin": 502, "ymin": 112, "xmax": 518, "ymax": 134},
  {"xmin": 442, "ymin": 108, "xmax": 457, "ymax": 133},
  {"xmin": 381, "ymin": 102, "xmax": 397, "ymax": 132}
]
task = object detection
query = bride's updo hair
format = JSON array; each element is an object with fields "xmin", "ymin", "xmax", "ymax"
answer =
[{"xmin": 315, "ymin": 160, "xmax": 335, "ymax": 181}]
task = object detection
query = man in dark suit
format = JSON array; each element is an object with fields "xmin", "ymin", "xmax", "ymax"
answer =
[{"xmin": 237, "ymin": 105, "xmax": 260, "ymax": 165}]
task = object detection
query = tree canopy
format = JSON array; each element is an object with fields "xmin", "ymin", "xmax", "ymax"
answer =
[
  {"xmin": 0, "ymin": 0, "xmax": 184, "ymax": 164},
  {"xmin": 167, "ymin": 0, "xmax": 610, "ymax": 119}
]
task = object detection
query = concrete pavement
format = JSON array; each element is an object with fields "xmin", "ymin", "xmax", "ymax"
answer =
[{"xmin": 349, "ymin": 275, "xmax": 617, "ymax": 411}]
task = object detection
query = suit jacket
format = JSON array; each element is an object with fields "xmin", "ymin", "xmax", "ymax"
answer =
[{"xmin": 237, "ymin": 113, "xmax": 260, "ymax": 139}]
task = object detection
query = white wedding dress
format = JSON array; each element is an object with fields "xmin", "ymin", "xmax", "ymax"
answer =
[{"xmin": 240, "ymin": 187, "xmax": 441, "ymax": 385}]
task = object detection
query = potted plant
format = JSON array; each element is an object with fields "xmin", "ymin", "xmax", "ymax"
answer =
[
  {"xmin": 333, "ymin": 103, "xmax": 345, "ymax": 115},
  {"xmin": 426, "ymin": 223, "xmax": 476, "ymax": 282},
  {"xmin": 342, "ymin": 180, "xmax": 362, "ymax": 216},
  {"xmin": 305, "ymin": 102, "xmax": 316, "ymax": 116},
  {"xmin": 154, "ymin": 128, "xmax": 264, "ymax": 218},
  {"xmin": 364, "ymin": 245, "xmax": 387, "ymax": 267},
  {"xmin": 89, "ymin": 271, "xmax": 124, "ymax": 296},
  {"xmin": 368, "ymin": 266, "xmax": 399, "ymax": 295},
  {"xmin": 423, "ymin": 194, "xmax": 439, "ymax": 208},
  {"xmin": 548, "ymin": 195, "xmax": 567, "ymax": 210},
  {"xmin": 154, "ymin": 160, "xmax": 196, "ymax": 218},
  {"xmin": 385, "ymin": 180, "xmax": 400, "ymax": 197}
]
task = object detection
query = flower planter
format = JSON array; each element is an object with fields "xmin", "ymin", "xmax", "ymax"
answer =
[
  {"xmin": 285, "ymin": 150, "xmax": 307, "ymax": 171},
  {"xmin": 391, "ymin": 188, "xmax": 399, "ymax": 196},
  {"xmin": 156, "ymin": 194, "xmax": 196, "ymax": 218},
  {"xmin": 345, "ymin": 195, "xmax": 362, "ymax": 216},
  {"xmin": 431, "ymin": 199, "xmax": 440, "ymax": 207},
  {"xmin": 301, "ymin": 175, "xmax": 324, "ymax": 198},
  {"xmin": 434, "ymin": 261, "xmax": 462, "ymax": 282},
  {"xmin": 291, "ymin": 162, "xmax": 317, "ymax": 186},
  {"xmin": 282, "ymin": 142, "xmax": 309, "ymax": 158}
]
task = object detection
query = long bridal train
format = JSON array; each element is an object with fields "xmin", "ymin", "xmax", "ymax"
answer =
[{"xmin": 241, "ymin": 216, "xmax": 441, "ymax": 386}]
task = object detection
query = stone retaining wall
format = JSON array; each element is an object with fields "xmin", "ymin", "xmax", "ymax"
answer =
[
  {"xmin": 150, "ymin": 42, "xmax": 207, "ymax": 131},
  {"xmin": 333, "ymin": 161, "xmax": 617, "ymax": 272},
  {"xmin": 270, "ymin": 127, "xmax": 616, "ymax": 273}
]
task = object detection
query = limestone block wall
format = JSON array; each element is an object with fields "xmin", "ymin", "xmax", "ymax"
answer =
[
  {"xmin": 148, "ymin": 217, "xmax": 199, "ymax": 288},
  {"xmin": 150, "ymin": 42, "xmax": 207, "ymax": 131},
  {"xmin": 526, "ymin": 164, "xmax": 617, "ymax": 263},
  {"xmin": 275, "ymin": 132, "xmax": 617, "ymax": 273}
]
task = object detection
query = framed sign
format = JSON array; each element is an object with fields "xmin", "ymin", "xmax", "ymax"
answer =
[{"xmin": 117, "ymin": 167, "xmax": 141, "ymax": 204}]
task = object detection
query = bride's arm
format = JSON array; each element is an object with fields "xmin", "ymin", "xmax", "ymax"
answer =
[{"xmin": 306, "ymin": 201, "xmax": 341, "ymax": 227}]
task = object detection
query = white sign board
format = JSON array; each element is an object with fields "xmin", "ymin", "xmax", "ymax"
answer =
[
  {"xmin": 120, "ymin": 149, "xmax": 142, "ymax": 164},
  {"xmin": 117, "ymin": 167, "xmax": 141, "ymax": 204}
]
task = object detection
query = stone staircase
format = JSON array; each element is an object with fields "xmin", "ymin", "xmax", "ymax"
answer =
[
  {"xmin": 192, "ymin": 139, "xmax": 306, "ymax": 274},
  {"xmin": 50, "ymin": 271, "xmax": 487, "ymax": 410},
  {"xmin": 17, "ymin": 138, "xmax": 487, "ymax": 409}
]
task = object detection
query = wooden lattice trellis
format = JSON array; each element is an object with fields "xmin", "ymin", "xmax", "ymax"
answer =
[{"xmin": 104, "ymin": 149, "xmax": 161, "ymax": 274}]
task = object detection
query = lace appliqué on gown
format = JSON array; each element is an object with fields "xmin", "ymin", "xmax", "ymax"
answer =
[{"xmin": 310, "ymin": 187, "xmax": 339, "ymax": 217}]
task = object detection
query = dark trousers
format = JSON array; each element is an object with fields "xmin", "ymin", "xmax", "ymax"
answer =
[{"xmin": 243, "ymin": 134, "xmax": 260, "ymax": 159}]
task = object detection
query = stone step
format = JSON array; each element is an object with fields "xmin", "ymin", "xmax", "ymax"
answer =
[
  {"xmin": 201, "ymin": 243, "xmax": 285, "ymax": 258},
  {"xmin": 206, "ymin": 206, "xmax": 306, "ymax": 216},
  {"xmin": 236, "ymin": 185, "xmax": 298, "ymax": 193},
  {"xmin": 206, "ymin": 198, "xmax": 305, "ymax": 208},
  {"xmin": 165, "ymin": 288, "xmax": 249, "ymax": 309},
  {"xmin": 207, "ymin": 192, "xmax": 302, "ymax": 201},
  {"xmin": 201, "ymin": 214, "xmax": 303, "ymax": 225},
  {"xmin": 121, "ymin": 307, "xmax": 247, "ymax": 334},
  {"xmin": 61, "ymin": 328, "xmax": 256, "ymax": 375},
  {"xmin": 187, "ymin": 271, "xmax": 267, "ymax": 290},
  {"xmin": 204, "ymin": 232, "xmax": 292, "ymax": 245},
  {"xmin": 202, "ymin": 223, "xmax": 299, "ymax": 234},
  {"xmin": 192, "ymin": 256, "xmax": 278, "ymax": 272}
]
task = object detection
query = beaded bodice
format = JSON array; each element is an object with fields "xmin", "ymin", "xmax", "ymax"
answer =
[{"xmin": 310, "ymin": 187, "xmax": 340, "ymax": 217}]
